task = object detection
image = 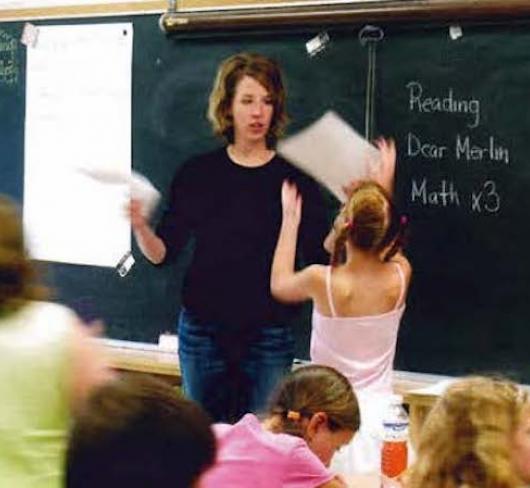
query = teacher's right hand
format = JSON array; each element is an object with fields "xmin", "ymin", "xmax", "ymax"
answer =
[{"xmin": 128, "ymin": 198, "xmax": 147, "ymax": 232}]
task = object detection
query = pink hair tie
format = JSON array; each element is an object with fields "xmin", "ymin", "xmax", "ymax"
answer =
[{"xmin": 400, "ymin": 215, "xmax": 408, "ymax": 226}]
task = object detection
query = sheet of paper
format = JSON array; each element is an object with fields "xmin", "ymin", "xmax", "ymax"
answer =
[
  {"xmin": 77, "ymin": 167, "xmax": 161, "ymax": 220},
  {"xmin": 131, "ymin": 172, "xmax": 160, "ymax": 219},
  {"xmin": 24, "ymin": 23, "xmax": 133, "ymax": 267},
  {"xmin": 277, "ymin": 111, "xmax": 381, "ymax": 202}
]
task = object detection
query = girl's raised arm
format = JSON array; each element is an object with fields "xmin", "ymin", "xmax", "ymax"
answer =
[
  {"xmin": 374, "ymin": 137, "xmax": 396, "ymax": 196},
  {"xmin": 271, "ymin": 180, "xmax": 319, "ymax": 303}
]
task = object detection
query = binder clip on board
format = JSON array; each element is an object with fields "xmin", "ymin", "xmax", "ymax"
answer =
[
  {"xmin": 116, "ymin": 250, "xmax": 135, "ymax": 277},
  {"xmin": 306, "ymin": 31, "xmax": 330, "ymax": 57}
]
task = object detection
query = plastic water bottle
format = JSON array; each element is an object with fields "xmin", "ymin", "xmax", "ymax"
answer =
[{"xmin": 381, "ymin": 394, "xmax": 408, "ymax": 485}]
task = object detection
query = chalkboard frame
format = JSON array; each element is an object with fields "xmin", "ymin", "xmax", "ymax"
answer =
[{"xmin": 161, "ymin": 0, "xmax": 530, "ymax": 33}]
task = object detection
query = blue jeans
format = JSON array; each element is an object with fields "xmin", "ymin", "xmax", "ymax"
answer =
[{"xmin": 177, "ymin": 309, "xmax": 294, "ymax": 423}]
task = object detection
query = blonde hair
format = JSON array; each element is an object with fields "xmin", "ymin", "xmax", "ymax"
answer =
[
  {"xmin": 406, "ymin": 376, "xmax": 529, "ymax": 488},
  {"xmin": 267, "ymin": 365, "xmax": 360, "ymax": 438},
  {"xmin": 207, "ymin": 52, "xmax": 288, "ymax": 147},
  {"xmin": 331, "ymin": 181, "xmax": 406, "ymax": 265},
  {"xmin": 0, "ymin": 195, "xmax": 48, "ymax": 317}
]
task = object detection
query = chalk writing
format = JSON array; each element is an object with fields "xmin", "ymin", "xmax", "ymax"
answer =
[
  {"xmin": 410, "ymin": 178, "xmax": 501, "ymax": 214},
  {"xmin": 470, "ymin": 180, "xmax": 501, "ymax": 213},
  {"xmin": 407, "ymin": 81, "xmax": 480, "ymax": 129},
  {"xmin": 411, "ymin": 178, "xmax": 461, "ymax": 207},
  {"xmin": 456, "ymin": 135, "xmax": 509, "ymax": 164},
  {"xmin": 404, "ymin": 79, "xmax": 507, "ymax": 215},
  {"xmin": 0, "ymin": 30, "xmax": 18, "ymax": 86},
  {"xmin": 407, "ymin": 132, "xmax": 510, "ymax": 165},
  {"xmin": 407, "ymin": 133, "xmax": 448, "ymax": 160}
]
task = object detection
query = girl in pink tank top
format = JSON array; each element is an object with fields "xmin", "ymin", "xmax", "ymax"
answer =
[{"xmin": 271, "ymin": 138, "xmax": 412, "ymax": 474}]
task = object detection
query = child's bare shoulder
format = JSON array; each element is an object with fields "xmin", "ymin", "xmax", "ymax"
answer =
[
  {"xmin": 304, "ymin": 264, "xmax": 328, "ymax": 282},
  {"xmin": 388, "ymin": 254, "xmax": 412, "ymax": 279}
]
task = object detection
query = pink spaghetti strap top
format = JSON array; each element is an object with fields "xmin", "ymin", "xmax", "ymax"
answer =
[{"xmin": 311, "ymin": 263, "xmax": 406, "ymax": 394}]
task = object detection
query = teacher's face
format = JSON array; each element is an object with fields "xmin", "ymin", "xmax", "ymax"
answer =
[{"xmin": 231, "ymin": 75, "xmax": 274, "ymax": 145}]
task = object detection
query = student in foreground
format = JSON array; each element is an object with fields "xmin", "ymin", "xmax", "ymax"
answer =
[
  {"xmin": 271, "ymin": 138, "xmax": 412, "ymax": 473},
  {"xmin": 405, "ymin": 376, "xmax": 530, "ymax": 488},
  {"xmin": 0, "ymin": 195, "xmax": 111, "ymax": 488},
  {"xmin": 201, "ymin": 364, "xmax": 359, "ymax": 488},
  {"xmin": 65, "ymin": 374, "xmax": 216, "ymax": 488}
]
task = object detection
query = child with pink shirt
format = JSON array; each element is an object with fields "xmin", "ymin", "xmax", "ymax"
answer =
[
  {"xmin": 270, "ymin": 138, "xmax": 412, "ymax": 474},
  {"xmin": 201, "ymin": 365, "xmax": 359, "ymax": 488}
]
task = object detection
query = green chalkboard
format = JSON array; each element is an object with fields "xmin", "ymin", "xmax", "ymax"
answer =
[
  {"xmin": 377, "ymin": 23, "xmax": 530, "ymax": 380},
  {"xmin": 2, "ymin": 15, "xmax": 530, "ymax": 381}
]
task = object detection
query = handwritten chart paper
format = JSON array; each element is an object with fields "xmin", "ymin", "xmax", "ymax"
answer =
[{"xmin": 24, "ymin": 23, "xmax": 132, "ymax": 266}]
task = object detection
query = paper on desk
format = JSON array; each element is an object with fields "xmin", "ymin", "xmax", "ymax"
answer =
[
  {"xmin": 78, "ymin": 168, "xmax": 160, "ymax": 219},
  {"xmin": 278, "ymin": 111, "xmax": 382, "ymax": 203}
]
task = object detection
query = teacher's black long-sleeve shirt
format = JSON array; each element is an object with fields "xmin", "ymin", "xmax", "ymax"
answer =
[{"xmin": 156, "ymin": 147, "xmax": 330, "ymax": 330}]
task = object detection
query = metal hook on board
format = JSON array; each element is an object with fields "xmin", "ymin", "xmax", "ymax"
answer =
[{"xmin": 359, "ymin": 25, "xmax": 384, "ymax": 141}]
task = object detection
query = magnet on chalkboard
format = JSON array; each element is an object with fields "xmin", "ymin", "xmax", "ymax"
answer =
[
  {"xmin": 305, "ymin": 32, "xmax": 330, "ymax": 57},
  {"xmin": 21, "ymin": 23, "xmax": 39, "ymax": 48},
  {"xmin": 116, "ymin": 251, "xmax": 135, "ymax": 277},
  {"xmin": 449, "ymin": 25, "xmax": 463, "ymax": 40}
]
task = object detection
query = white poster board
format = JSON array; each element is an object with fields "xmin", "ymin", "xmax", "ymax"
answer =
[{"xmin": 24, "ymin": 23, "xmax": 133, "ymax": 267}]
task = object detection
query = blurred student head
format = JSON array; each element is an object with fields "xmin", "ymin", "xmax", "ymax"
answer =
[
  {"xmin": 0, "ymin": 195, "xmax": 47, "ymax": 317},
  {"xmin": 266, "ymin": 364, "xmax": 360, "ymax": 467},
  {"xmin": 0, "ymin": 194, "xmax": 111, "ymax": 486},
  {"xmin": 66, "ymin": 374, "xmax": 216, "ymax": 488},
  {"xmin": 406, "ymin": 375, "xmax": 530, "ymax": 488}
]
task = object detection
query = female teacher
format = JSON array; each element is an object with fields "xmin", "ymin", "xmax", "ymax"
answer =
[{"xmin": 130, "ymin": 52, "xmax": 328, "ymax": 422}]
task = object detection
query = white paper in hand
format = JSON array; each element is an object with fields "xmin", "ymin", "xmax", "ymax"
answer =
[
  {"xmin": 130, "ymin": 171, "xmax": 160, "ymax": 219},
  {"xmin": 278, "ymin": 111, "xmax": 381, "ymax": 202},
  {"xmin": 76, "ymin": 167, "xmax": 160, "ymax": 219}
]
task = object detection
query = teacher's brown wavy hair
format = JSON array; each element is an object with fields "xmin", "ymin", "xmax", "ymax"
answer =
[{"xmin": 207, "ymin": 52, "xmax": 288, "ymax": 148}]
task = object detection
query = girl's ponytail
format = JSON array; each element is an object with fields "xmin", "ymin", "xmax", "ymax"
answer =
[{"xmin": 331, "ymin": 224, "xmax": 349, "ymax": 266}]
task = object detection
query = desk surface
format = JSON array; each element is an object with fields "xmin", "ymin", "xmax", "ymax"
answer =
[
  {"xmin": 100, "ymin": 339, "xmax": 447, "ymax": 448},
  {"xmin": 100, "ymin": 338, "xmax": 450, "ymax": 396},
  {"xmin": 105, "ymin": 342, "xmax": 180, "ymax": 377}
]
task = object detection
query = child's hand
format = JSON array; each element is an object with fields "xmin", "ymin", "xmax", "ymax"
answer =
[
  {"xmin": 341, "ymin": 180, "xmax": 363, "ymax": 200},
  {"xmin": 281, "ymin": 180, "xmax": 302, "ymax": 227},
  {"xmin": 374, "ymin": 137, "xmax": 396, "ymax": 195}
]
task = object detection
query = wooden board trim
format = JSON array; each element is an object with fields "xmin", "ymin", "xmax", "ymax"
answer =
[
  {"xmin": 0, "ymin": 2, "xmax": 165, "ymax": 22},
  {"xmin": 161, "ymin": 0, "xmax": 530, "ymax": 32}
]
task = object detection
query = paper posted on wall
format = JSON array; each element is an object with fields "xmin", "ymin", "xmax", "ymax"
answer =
[{"xmin": 277, "ymin": 111, "xmax": 382, "ymax": 202}]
